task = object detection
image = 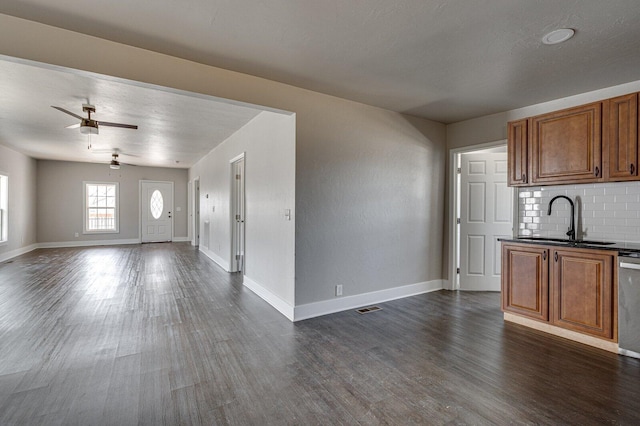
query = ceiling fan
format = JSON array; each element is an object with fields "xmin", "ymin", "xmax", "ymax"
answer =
[
  {"xmin": 107, "ymin": 153, "xmax": 138, "ymax": 170},
  {"xmin": 90, "ymin": 148, "xmax": 139, "ymax": 170},
  {"xmin": 109, "ymin": 153, "xmax": 122, "ymax": 170},
  {"xmin": 51, "ymin": 104, "xmax": 138, "ymax": 135}
]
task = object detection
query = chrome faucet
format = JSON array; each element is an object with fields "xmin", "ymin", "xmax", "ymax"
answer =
[{"xmin": 547, "ymin": 195, "xmax": 576, "ymax": 241}]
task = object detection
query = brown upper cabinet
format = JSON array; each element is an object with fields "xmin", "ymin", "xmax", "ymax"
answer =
[
  {"xmin": 507, "ymin": 119, "xmax": 528, "ymax": 186},
  {"xmin": 530, "ymin": 102, "xmax": 603, "ymax": 185},
  {"xmin": 507, "ymin": 91, "xmax": 640, "ymax": 187},
  {"xmin": 604, "ymin": 93, "xmax": 638, "ymax": 181}
]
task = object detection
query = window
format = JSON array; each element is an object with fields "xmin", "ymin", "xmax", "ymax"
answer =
[
  {"xmin": 0, "ymin": 174, "xmax": 7, "ymax": 243},
  {"xmin": 84, "ymin": 182, "xmax": 119, "ymax": 233}
]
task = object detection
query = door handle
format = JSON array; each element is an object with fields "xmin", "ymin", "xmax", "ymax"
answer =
[
  {"xmin": 631, "ymin": 164, "xmax": 635, "ymax": 175},
  {"xmin": 595, "ymin": 166, "xmax": 600, "ymax": 177},
  {"xmin": 543, "ymin": 251, "xmax": 547, "ymax": 261},
  {"xmin": 554, "ymin": 252, "xmax": 558, "ymax": 262}
]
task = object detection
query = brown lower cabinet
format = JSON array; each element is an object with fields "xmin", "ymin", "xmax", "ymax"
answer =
[{"xmin": 502, "ymin": 242, "xmax": 616, "ymax": 341}]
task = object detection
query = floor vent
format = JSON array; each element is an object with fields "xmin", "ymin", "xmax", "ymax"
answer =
[{"xmin": 356, "ymin": 306, "xmax": 382, "ymax": 314}]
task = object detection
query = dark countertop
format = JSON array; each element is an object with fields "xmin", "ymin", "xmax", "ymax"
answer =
[{"xmin": 499, "ymin": 237, "xmax": 640, "ymax": 257}]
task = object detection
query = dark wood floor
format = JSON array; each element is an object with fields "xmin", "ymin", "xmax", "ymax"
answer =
[{"xmin": 0, "ymin": 243, "xmax": 639, "ymax": 425}]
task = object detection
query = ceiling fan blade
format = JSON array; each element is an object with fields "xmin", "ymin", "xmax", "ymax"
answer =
[
  {"xmin": 51, "ymin": 106, "xmax": 84, "ymax": 120},
  {"xmin": 98, "ymin": 121, "xmax": 138, "ymax": 130},
  {"xmin": 66, "ymin": 123, "xmax": 81, "ymax": 129}
]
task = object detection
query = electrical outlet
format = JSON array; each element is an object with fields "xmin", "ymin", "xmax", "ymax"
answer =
[
  {"xmin": 74, "ymin": 232, "xmax": 79, "ymax": 238},
  {"xmin": 335, "ymin": 285, "xmax": 343, "ymax": 297}
]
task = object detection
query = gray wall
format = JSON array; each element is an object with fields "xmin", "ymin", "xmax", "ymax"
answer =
[
  {"xmin": 189, "ymin": 111, "xmax": 296, "ymax": 306},
  {"xmin": 0, "ymin": 144, "xmax": 37, "ymax": 261},
  {"xmin": 37, "ymin": 160, "xmax": 188, "ymax": 243},
  {"xmin": 295, "ymin": 99, "xmax": 446, "ymax": 304}
]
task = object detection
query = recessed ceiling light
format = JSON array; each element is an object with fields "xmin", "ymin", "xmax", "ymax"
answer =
[{"xmin": 542, "ymin": 28, "xmax": 575, "ymax": 45}]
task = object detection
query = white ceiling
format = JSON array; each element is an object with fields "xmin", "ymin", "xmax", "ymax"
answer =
[
  {"xmin": 0, "ymin": 58, "xmax": 265, "ymax": 168},
  {"xmin": 1, "ymin": 1, "xmax": 640, "ymax": 166}
]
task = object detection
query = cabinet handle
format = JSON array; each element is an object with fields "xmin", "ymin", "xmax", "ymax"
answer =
[
  {"xmin": 595, "ymin": 166, "xmax": 600, "ymax": 177},
  {"xmin": 631, "ymin": 164, "xmax": 635, "ymax": 175},
  {"xmin": 554, "ymin": 252, "xmax": 558, "ymax": 262},
  {"xmin": 542, "ymin": 251, "xmax": 547, "ymax": 261},
  {"xmin": 522, "ymin": 172, "xmax": 526, "ymax": 182}
]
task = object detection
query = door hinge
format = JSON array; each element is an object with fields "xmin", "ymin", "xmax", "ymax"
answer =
[
  {"xmin": 456, "ymin": 218, "xmax": 461, "ymax": 224},
  {"xmin": 456, "ymin": 267, "xmax": 460, "ymax": 274},
  {"xmin": 236, "ymin": 214, "xmax": 241, "ymax": 220},
  {"xmin": 235, "ymin": 174, "xmax": 241, "ymax": 180},
  {"xmin": 457, "ymin": 167, "xmax": 461, "ymax": 174}
]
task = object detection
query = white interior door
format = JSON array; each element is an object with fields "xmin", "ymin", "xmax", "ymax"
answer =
[
  {"xmin": 141, "ymin": 181, "xmax": 174, "ymax": 243},
  {"xmin": 459, "ymin": 151, "xmax": 512, "ymax": 291},
  {"xmin": 231, "ymin": 157, "xmax": 245, "ymax": 273}
]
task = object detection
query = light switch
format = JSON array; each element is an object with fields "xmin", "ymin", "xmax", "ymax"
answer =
[{"xmin": 284, "ymin": 209, "xmax": 291, "ymax": 221}]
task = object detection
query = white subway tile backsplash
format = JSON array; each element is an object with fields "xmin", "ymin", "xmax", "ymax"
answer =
[
  {"xmin": 584, "ymin": 187, "xmax": 606, "ymax": 196},
  {"xmin": 604, "ymin": 186, "xmax": 627, "ymax": 195},
  {"xmin": 517, "ymin": 181, "xmax": 640, "ymax": 243},
  {"xmin": 593, "ymin": 195, "xmax": 616, "ymax": 204},
  {"xmin": 614, "ymin": 210, "xmax": 638, "ymax": 219},
  {"xmin": 626, "ymin": 202, "xmax": 640, "ymax": 210}
]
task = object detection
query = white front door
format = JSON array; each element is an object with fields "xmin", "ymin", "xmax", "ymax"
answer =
[
  {"xmin": 141, "ymin": 181, "xmax": 174, "ymax": 243},
  {"xmin": 459, "ymin": 151, "xmax": 513, "ymax": 291}
]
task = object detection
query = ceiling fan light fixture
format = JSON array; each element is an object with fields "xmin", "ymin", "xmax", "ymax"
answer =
[
  {"xmin": 80, "ymin": 119, "xmax": 99, "ymax": 135},
  {"xmin": 110, "ymin": 154, "xmax": 120, "ymax": 169}
]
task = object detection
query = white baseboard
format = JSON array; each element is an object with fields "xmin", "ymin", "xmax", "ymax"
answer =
[
  {"xmin": 293, "ymin": 279, "xmax": 444, "ymax": 322},
  {"xmin": 0, "ymin": 243, "xmax": 39, "ymax": 263},
  {"xmin": 38, "ymin": 239, "xmax": 141, "ymax": 249},
  {"xmin": 199, "ymin": 246, "xmax": 230, "ymax": 271},
  {"xmin": 1, "ymin": 239, "xmax": 197, "ymax": 262},
  {"xmin": 243, "ymin": 275, "xmax": 295, "ymax": 321},
  {"xmin": 172, "ymin": 236, "xmax": 190, "ymax": 242}
]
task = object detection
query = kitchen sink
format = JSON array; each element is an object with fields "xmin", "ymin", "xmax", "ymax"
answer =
[{"xmin": 516, "ymin": 236, "xmax": 615, "ymax": 245}]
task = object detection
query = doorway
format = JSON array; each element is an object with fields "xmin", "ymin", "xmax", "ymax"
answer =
[
  {"xmin": 451, "ymin": 144, "xmax": 514, "ymax": 291},
  {"xmin": 141, "ymin": 180, "xmax": 174, "ymax": 243},
  {"xmin": 230, "ymin": 154, "xmax": 245, "ymax": 273}
]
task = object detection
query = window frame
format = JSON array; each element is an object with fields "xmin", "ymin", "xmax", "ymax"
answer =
[
  {"xmin": 83, "ymin": 181, "xmax": 120, "ymax": 234},
  {"xmin": 0, "ymin": 173, "xmax": 8, "ymax": 244}
]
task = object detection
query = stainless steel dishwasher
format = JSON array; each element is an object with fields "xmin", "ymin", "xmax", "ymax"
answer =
[{"xmin": 618, "ymin": 253, "xmax": 640, "ymax": 359}]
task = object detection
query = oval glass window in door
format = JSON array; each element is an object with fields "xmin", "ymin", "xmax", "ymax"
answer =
[{"xmin": 150, "ymin": 190, "xmax": 164, "ymax": 219}]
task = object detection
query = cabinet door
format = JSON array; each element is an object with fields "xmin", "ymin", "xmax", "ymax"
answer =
[
  {"xmin": 507, "ymin": 119, "xmax": 528, "ymax": 186},
  {"xmin": 551, "ymin": 248, "xmax": 614, "ymax": 339},
  {"xmin": 501, "ymin": 244, "xmax": 549, "ymax": 321},
  {"xmin": 604, "ymin": 93, "xmax": 638, "ymax": 181},
  {"xmin": 530, "ymin": 102, "xmax": 602, "ymax": 184}
]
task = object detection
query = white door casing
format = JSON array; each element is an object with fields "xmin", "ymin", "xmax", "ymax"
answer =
[
  {"xmin": 459, "ymin": 152, "xmax": 512, "ymax": 291},
  {"xmin": 230, "ymin": 155, "xmax": 245, "ymax": 273},
  {"xmin": 141, "ymin": 181, "xmax": 174, "ymax": 243},
  {"xmin": 193, "ymin": 177, "xmax": 200, "ymax": 247}
]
